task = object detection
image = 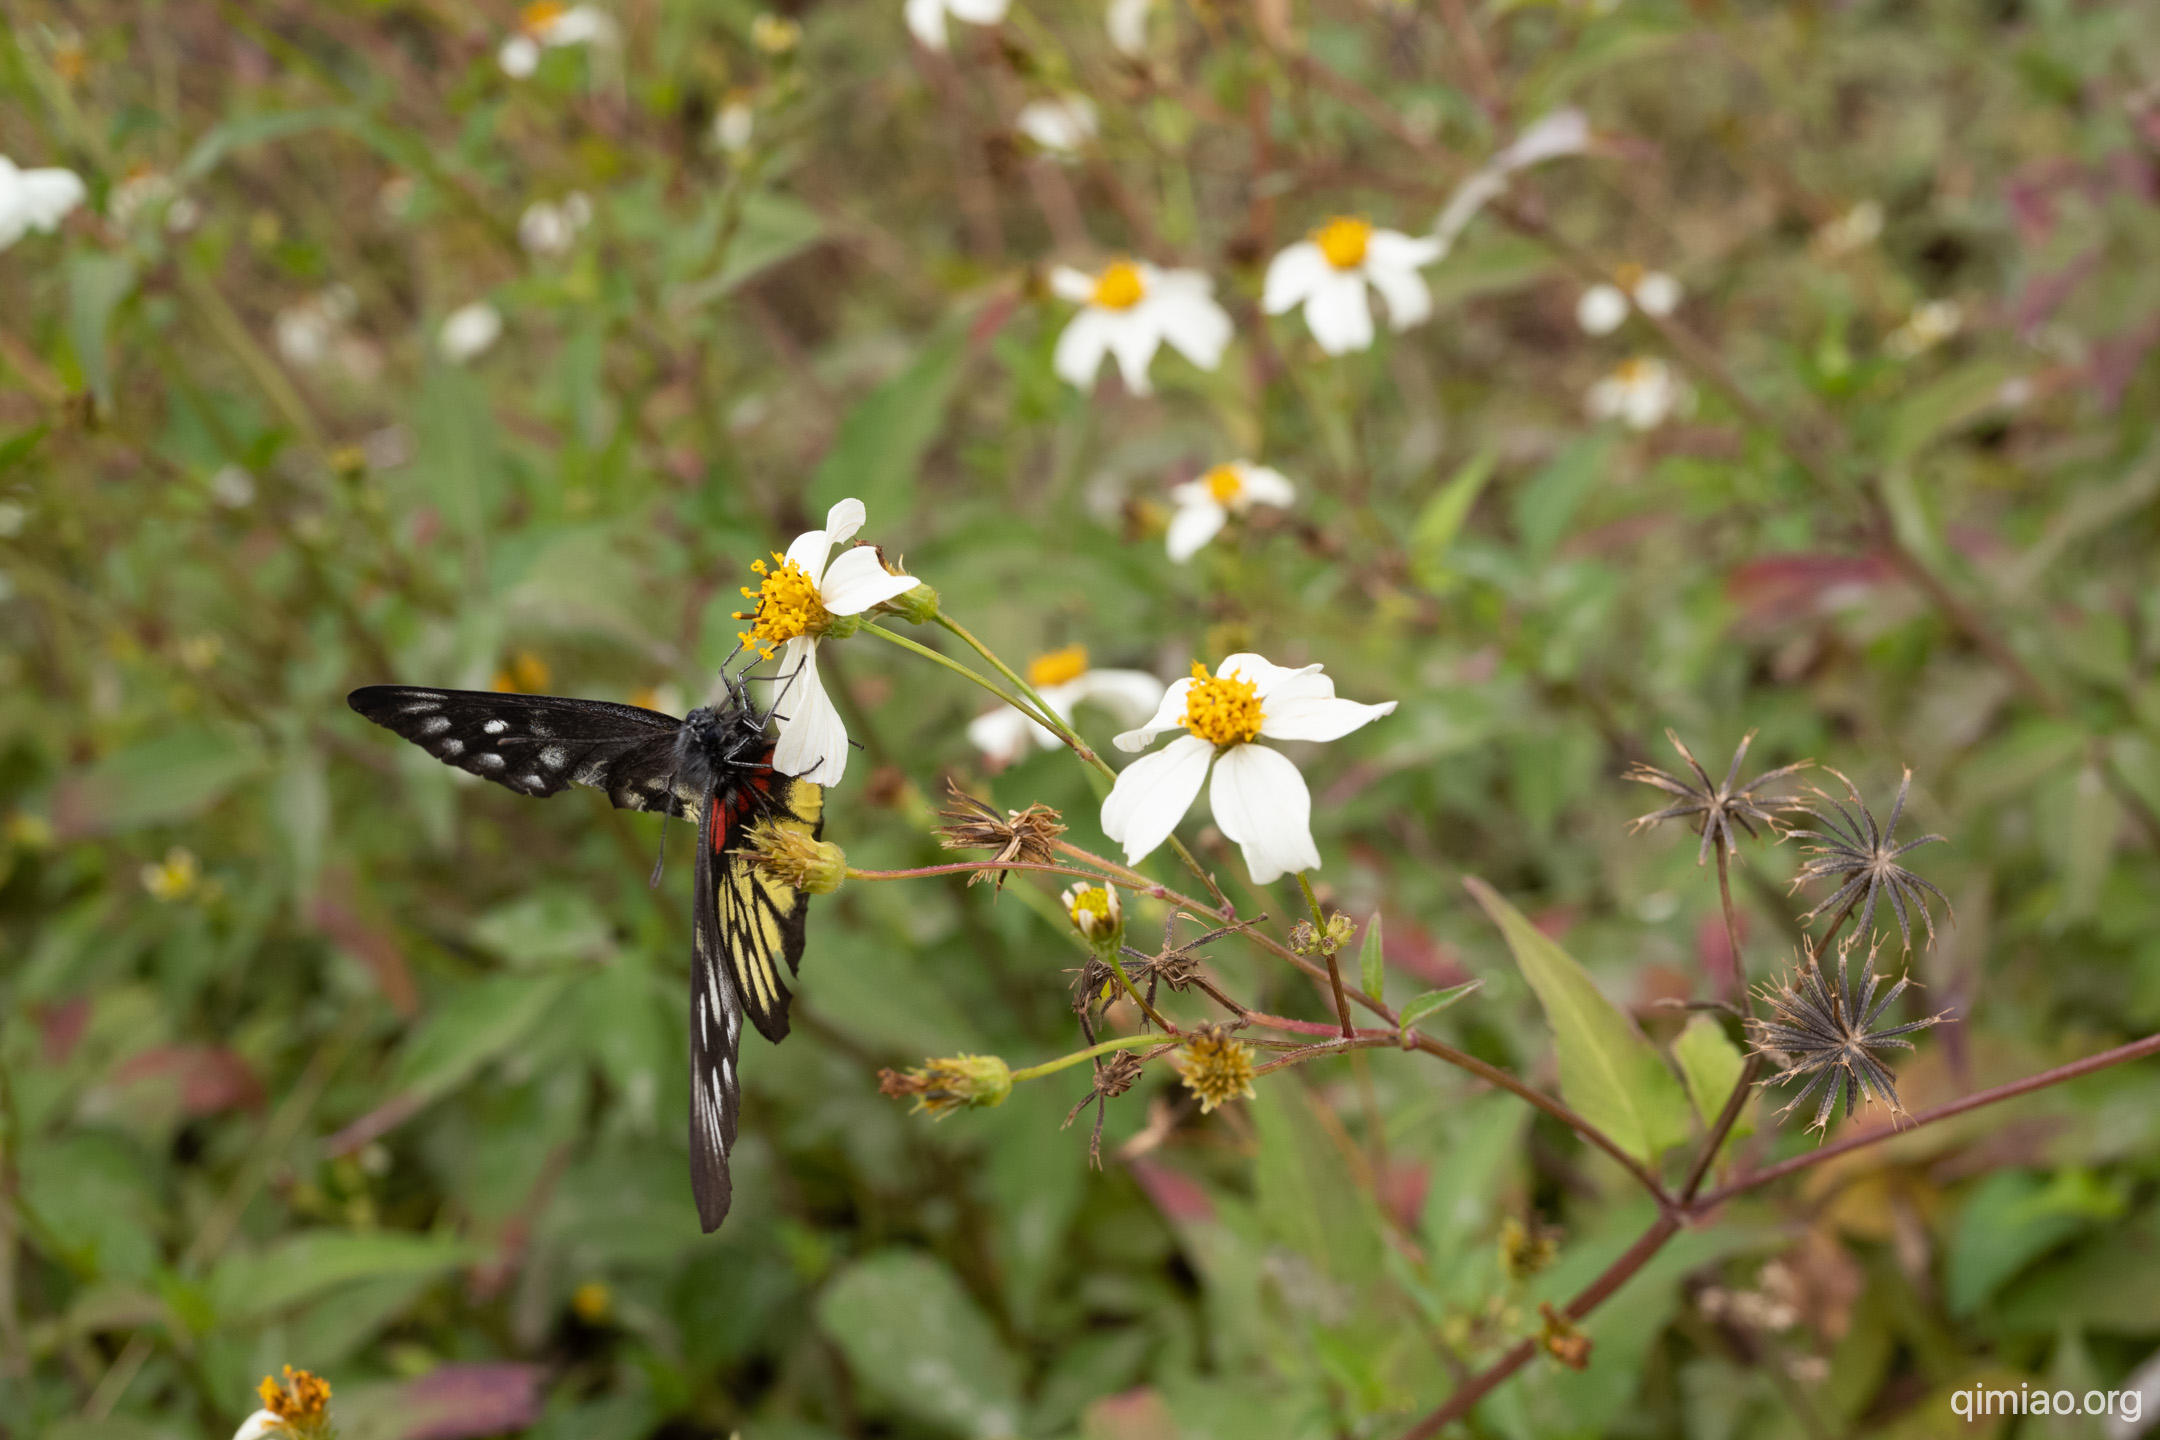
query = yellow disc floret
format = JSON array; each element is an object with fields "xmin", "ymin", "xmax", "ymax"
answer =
[
  {"xmin": 734, "ymin": 551, "xmax": 832, "ymax": 659},
  {"xmin": 1179, "ymin": 661, "xmax": 1263, "ymax": 746},
  {"xmin": 1203, "ymin": 464, "xmax": 1244, "ymax": 503},
  {"xmin": 1314, "ymin": 216, "xmax": 1373, "ymax": 270},
  {"xmin": 521, "ymin": 0, "xmax": 568, "ymax": 32},
  {"xmin": 1026, "ymin": 645, "xmax": 1090, "ymax": 688},
  {"xmin": 259, "ymin": 1367, "xmax": 333, "ymax": 1425},
  {"xmin": 1091, "ymin": 261, "xmax": 1147, "ymax": 310},
  {"xmin": 1177, "ymin": 1027, "xmax": 1257, "ymax": 1113}
]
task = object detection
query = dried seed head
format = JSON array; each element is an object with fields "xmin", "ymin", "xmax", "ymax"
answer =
[
  {"xmin": 1746, "ymin": 939, "xmax": 1950, "ymax": 1132},
  {"xmin": 1627, "ymin": 729, "xmax": 1810, "ymax": 866},
  {"xmin": 878, "ymin": 1053, "xmax": 1013, "ymax": 1117},
  {"xmin": 937, "ymin": 780, "xmax": 1066, "ymax": 890},
  {"xmin": 1176, "ymin": 1025, "xmax": 1257, "ymax": 1114},
  {"xmin": 1785, "ymin": 767, "xmax": 1949, "ymax": 949}
]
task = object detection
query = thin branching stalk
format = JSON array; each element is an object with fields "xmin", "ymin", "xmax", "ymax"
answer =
[{"xmin": 1297, "ymin": 872, "xmax": 1357, "ymax": 1038}]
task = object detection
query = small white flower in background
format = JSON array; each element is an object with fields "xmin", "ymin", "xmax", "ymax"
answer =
[
  {"xmin": 1263, "ymin": 217, "xmax": 1442, "ymax": 355},
  {"xmin": 1811, "ymin": 200, "xmax": 1883, "ymax": 260},
  {"xmin": 108, "ymin": 167, "xmax": 175, "ymax": 227},
  {"xmin": 715, "ymin": 94, "xmax": 756, "ymax": 154},
  {"xmin": 1016, "ymin": 95, "xmax": 1098, "ymax": 156},
  {"xmin": 1106, "ymin": 0, "xmax": 1152, "ymax": 55},
  {"xmin": 273, "ymin": 285, "xmax": 357, "ymax": 370},
  {"xmin": 1431, "ymin": 109, "xmax": 1590, "ymax": 261},
  {"xmin": 499, "ymin": 2, "xmax": 618, "ymax": 78},
  {"xmin": 1884, "ymin": 299, "xmax": 1962, "ymax": 360},
  {"xmin": 1166, "ymin": 461, "xmax": 1294, "ymax": 563},
  {"xmin": 750, "ymin": 14, "xmax": 803, "ymax": 53},
  {"xmin": 0, "ymin": 501, "xmax": 26, "ymax": 538},
  {"xmin": 1575, "ymin": 265, "xmax": 1681, "ymax": 336},
  {"xmin": 1587, "ymin": 356, "xmax": 1692, "ymax": 431},
  {"xmin": 734, "ymin": 498, "xmax": 922, "ymax": 786},
  {"xmin": 966, "ymin": 646, "xmax": 1165, "ymax": 768},
  {"xmin": 1050, "ymin": 260, "xmax": 1233, "ymax": 397},
  {"xmin": 1102, "ymin": 654, "xmax": 1396, "ymax": 884},
  {"xmin": 0, "ymin": 155, "xmax": 87, "ymax": 251},
  {"xmin": 905, "ymin": 0, "xmax": 1009, "ymax": 52},
  {"xmin": 438, "ymin": 301, "xmax": 503, "ymax": 363},
  {"xmin": 518, "ymin": 192, "xmax": 592, "ymax": 257},
  {"xmin": 209, "ymin": 465, "xmax": 257, "ymax": 508}
]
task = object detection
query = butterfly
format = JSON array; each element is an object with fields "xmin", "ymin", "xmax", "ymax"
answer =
[{"xmin": 347, "ymin": 673, "xmax": 822, "ymax": 1233}]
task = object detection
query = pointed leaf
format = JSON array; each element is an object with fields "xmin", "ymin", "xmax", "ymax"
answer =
[
  {"xmin": 1398, "ymin": 981, "xmax": 1482, "ymax": 1034},
  {"xmin": 1672, "ymin": 1015, "xmax": 1754, "ymax": 1145},
  {"xmin": 1464, "ymin": 877, "xmax": 1693, "ymax": 1164},
  {"xmin": 1358, "ymin": 912, "xmax": 1386, "ymax": 1004},
  {"xmin": 816, "ymin": 1250, "xmax": 1023, "ymax": 1438}
]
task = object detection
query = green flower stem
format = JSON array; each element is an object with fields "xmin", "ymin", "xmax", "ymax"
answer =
[
  {"xmin": 1297, "ymin": 871, "xmax": 1355, "ymax": 1039},
  {"xmin": 1100, "ymin": 947, "xmax": 1176, "ymax": 1034},
  {"xmin": 860, "ymin": 623, "xmax": 1061, "ymax": 732},
  {"xmin": 1008, "ymin": 1033, "xmax": 1174, "ymax": 1085}
]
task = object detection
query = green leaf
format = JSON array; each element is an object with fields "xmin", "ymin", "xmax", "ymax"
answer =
[
  {"xmin": 208, "ymin": 1230, "xmax": 481, "ymax": 1323},
  {"xmin": 471, "ymin": 891, "xmax": 615, "ymax": 968},
  {"xmin": 816, "ymin": 1250, "xmax": 1024, "ymax": 1438},
  {"xmin": 1409, "ymin": 449, "xmax": 1496, "ymax": 591},
  {"xmin": 1671, "ymin": 1015, "xmax": 1754, "ymax": 1145},
  {"xmin": 1251, "ymin": 1081, "xmax": 1383, "ymax": 1290},
  {"xmin": 2057, "ymin": 763, "xmax": 2122, "ymax": 924},
  {"xmin": 1511, "ymin": 437, "xmax": 1611, "ymax": 564},
  {"xmin": 389, "ymin": 972, "xmax": 576, "ymax": 1107},
  {"xmin": 1946, "ymin": 1169, "xmax": 2125, "ymax": 1317},
  {"xmin": 1397, "ymin": 981, "xmax": 1481, "ymax": 1033},
  {"xmin": 675, "ymin": 191, "xmax": 826, "ymax": 305},
  {"xmin": 67, "ymin": 252, "xmax": 136, "ymax": 410},
  {"xmin": 1357, "ymin": 912, "xmax": 1386, "ymax": 1004},
  {"xmin": 48, "ymin": 727, "xmax": 265, "ymax": 839},
  {"xmin": 1464, "ymin": 877, "xmax": 1693, "ymax": 1164},
  {"xmin": 1883, "ymin": 360, "xmax": 2019, "ymax": 466},
  {"xmin": 809, "ymin": 326, "xmax": 967, "ymax": 522}
]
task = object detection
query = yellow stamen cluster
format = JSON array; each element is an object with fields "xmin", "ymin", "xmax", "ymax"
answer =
[
  {"xmin": 1091, "ymin": 261, "xmax": 1147, "ymax": 310},
  {"xmin": 1177, "ymin": 1027, "xmax": 1257, "ymax": 1114},
  {"xmin": 1179, "ymin": 662, "xmax": 1263, "ymax": 747},
  {"xmin": 1203, "ymin": 464, "xmax": 1245, "ymax": 503},
  {"xmin": 734, "ymin": 552, "xmax": 831, "ymax": 659},
  {"xmin": 1062, "ymin": 882, "xmax": 1121, "ymax": 945},
  {"xmin": 1314, "ymin": 216, "xmax": 1373, "ymax": 270},
  {"xmin": 1499, "ymin": 1216, "xmax": 1558, "ymax": 1281},
  {"xmin": 744, "ymin": 819, "xmax": 847, "ymax": 895},
  {"xmin": 572, "ymin": 1281, "xmax": 612, "ymax": 1324},
  {"xmin": 1026, "ymin": 645, "xmax": 1091, "ymax": 688},
  {"xmin": 520, "ymin": 1, "xmax": 568, "ymax": 32},
  {"xmin": 1614, "ymin": 358, "xmax": 1653, "ymax": 386},
  {"xmin": 259, "ymin": 1367, "xmax": 334, "ymax": 1430},
  {"xmin": 141, "ymin": 847, "xmax": 200, "ymax": 903},
  {"xmin": 879, "ymin": 1053, "xmax": 1013, "ymax": 1117}
]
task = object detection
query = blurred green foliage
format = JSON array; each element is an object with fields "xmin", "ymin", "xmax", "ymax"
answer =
[{"xmin": 3, "ymin": 0, "xmax": 2160, "ymax": 1437}]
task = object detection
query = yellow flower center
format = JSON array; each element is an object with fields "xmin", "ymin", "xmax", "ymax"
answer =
[
  {"xmin": 1313, "ymin": 216, "xmax": 1372, "ymax": 270},
  {"xmin": 1615, "ymin": 358, "xmax": 1653, "ymax": 386},
  {"xmin": 1204, "ymin": 464, "xmax": 1244, "ymax": 503},
  {"xmin": 1091, "ymin": 261, "xmax": 1147, "ymax": 310},
  {"xmin": 521, "ymin": 1, "xmax": 568, "ymax": 32},
  {"xmin": 1179, "ymin": 661, "xmax": 1263, "ymax": 746},
  {"xmin": 260, "ymin": 1367, "xmax": 333, "ymax": 1423},
  {"xmin": 572, "ymin": 1281, "xmax": 612, "ymax": 1323},
  {"xmin": 1026, "ymin": 645, "xmax": 1090, "ymax": 688},
  {"xmin": 1612, "ymin": 261, "xmax": 1646, "ymax": 290},
  {"xmin": 1067, "ymin": 884, "xmax": 1113, "ymax": 927},
  {"xmin": 735, "ymin": 552, "xmax": 831, "ymax": 659}
]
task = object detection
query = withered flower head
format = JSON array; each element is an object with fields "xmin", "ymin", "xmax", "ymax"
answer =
[
  {"xmin": 937, "ymin": 779, "xmax": 1066, "ymax": 890},
  {"xmin": 1176, "ymin": 1025, "xmax": 1257, "ymax": 1114},
  {"xmin": 741, "ymin": 819, "xmax": 847, "ymax": 895},
  {"xmin": 1499, "ymin": 1216, "xmax": 1559, "ymax": 1282},
  {"xmin": 1627, "ymin": 729, "xmax": 1809, "ymax": 866},
  {"xmin": 1786, "ymin": 767, "xmax": 1948, "ymax": 948},
  {"xmin": 1537, "ymin": 1303, "xmax": 1592, "ymax": 1370},
  {"xmin": 878, "ymin": 1053, "xmax": 1012, "ymax": 1117},
  {"xmin": 1746, "ymin": 940, "xmax": 1948, "ymax": 1132},
  {"xmin": 239, "ymin": 1368, "xmax": 334, "ymax": 1440}
]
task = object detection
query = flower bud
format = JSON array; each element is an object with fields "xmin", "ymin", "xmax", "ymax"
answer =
[
  {"xmin": 745, "ymin": 821, "xmax": 847, "ymax": 895},
  {"xmin": 1061, "ymin": 882, "xmax": 1123, "ymax": 950},
  {"xmin": 878, "ymin": 1053, "xmax": 1012, "ymax": 1117}
]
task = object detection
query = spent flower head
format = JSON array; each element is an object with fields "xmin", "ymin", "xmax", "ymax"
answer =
[
  {"xmin": 879, "ymin": 1053, "xmax": 1013, "ymax": 1116},
  {"xmin": 742, "ymin": 820, "xmax": 847, "ymax": 895},
  {"xmin": 1626, "ymin": 729, "xmax": 1809, "ymax": 867},
  {"xmin": 1537, "ymin": 1303, "xmax": 1593, "ymax": 1370},
  {"xmin": 938, "ymin": 781, "xmax": 1066, "ymax": 890},
  {"xmin": 1747, "ymin": 940, "xmax": 1948, "ymax": 1131},
  {"xmin": 1786, "ymin": 767, "xmax": 1948, "ymax": 948},
  {"xmin": 1176, "ymin": 1025, "xmax": 1257, "ymax": 1113}
]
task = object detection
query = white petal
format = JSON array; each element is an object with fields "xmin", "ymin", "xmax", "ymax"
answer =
[
  {"xmin": 783, "ymin": 525, "xmax": 834, "ymax": 575},
  {"xmin": 1432, "ymin": 170, "xmax": 1506, "ymax": 252},
  {"xmin": 546, "ymin": 7, "xmax": 618, "ymax": 44},
  {"xmin": 1148, "ymin": 291, "xmax": 1232, "ymax": 372},
  {"xmin": 823, "ymin": 497, "xmax": 867, "ymax": 548},
  {"xmin": 948, "ymin": 0, "xmax": 1009, "ymax": 23},
  {"xmin": 1301, "ymin": 270, "xmax": 1375, "ymax": 354},
  {"xmin": 1050, "ymin": 266, "xmax": 1098, "ymax": 304},
  {"xmin": 1165, "ymin": 498, "xmax": 1228, "ymax": 562},
  {"xmin": 1260, "ymin": 692, "xmax": 1396, "ymax": 743},
  {"xmin": 1105, "ymin": 312, "xmax": 1161, "ymax": 396},
  {"xmin": 770, "ymin": 640, "xmax": 851, "ymax": 785},
  {"xmin": 1107, "ymin": 0, "xmax": 1152, "ymax": 54},
  {"xmin": 1495, "ymin": 108, "xmax": 1590, "ymax": 171},
  {"xmin": 1576, "ymin": 284, "xmax": 1629, "ymax": 335},
  {"xmin": 1262, "ymin": 242, "xmax": 1331, "ymax": 315},
  {"xmin": 1365, "ymin": 259, "xmax": 1433, "ymax": 332},
  {"xmin": 438, "ymin": 301, "xmax": 503, "ymax": 362},
  {"xmin": 1068, "ymin": 669, "xmax": 1167, "ymax": 728},
  {"xmin": 1115, "ymin": 675, "xmax": 1196, "ymax": 752},
  {"xmin": 1053, "ymin": 307, "xmax": 1115, "ymax": 389},
  {"xmin": 1101, "ymin": 733, "xmax": 1214, "ymax": 865},
  {"xmin": 233, "ymin": 1411, "xmax": 288, "ymax": 1440},
  {"xmin": 1208, "ymin": 743, "xmax": 1320, "ymax": 885},
  {"xmin": 1147, "ymin": 265, "xmax": 1210, "ymax": 297},
  {"xmin": 1234, "ymin": 464, "xmax": 1295, "ymax": 509},
  {"xmin": 905, "ymin": 0, "xmax": 950, "ymax": 49},
  {"xmin": 1217, "ymin": 653, "xmax": 1306, "ymax": 697},
  {"xmin": 818, "ymin": 544, "xmax": 918, "ymax": 614},
  {"xmin": 17, "ymin": 168, "xmax": 86, "ymax": 231},
  {"xmin": 499, "ymin": 34, "xmax": 541, "ymax": 75},
  {"xmin": 967, "ymin": 705, "xmax": 1053, "ymax": 766},
  {"xmin": 1633, "ymin": 271, "xmax": 1681, "ymax": 316},
  {"xmin": 1365, "ymin": 229, "xmax": 1443, "ymax": 271},
  {"xmin": 1586, "ymin": 376, "xmax": 1624, "ymax": 422}
]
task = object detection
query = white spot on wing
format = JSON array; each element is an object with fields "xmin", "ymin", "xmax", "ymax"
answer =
[
  {"xmin": 400, "ymin": 700, "xmax": 441, "ymax": 713},
  {"xmin": 521, "ymin": 774, "xmax": 546, "ymax": 791},
  {"xmin": 421, "ymin": 716, "xmax": 451, "ymax": 734},
  {"xmin": 440, "ymin": 739, "xmax": 464, "ymax": 757},
  {"xmin": 540, "ymin": 745, "xmax": 568, "ymax": 769},
  {"xmin": 482, "ymin": 719, "xmax": 509, "ymax": 735},
  {"xmin": 478, "ymin": 753, "xmax": 504, "ymax": 771}
]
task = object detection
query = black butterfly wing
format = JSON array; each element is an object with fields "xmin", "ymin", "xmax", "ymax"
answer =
[
  {"xmin": 689, "ymin": 793, "xmax": 745, "ymax": 1233},
  {"xmin": 347, "ymin": 685, "xmax": 699, "ymax": 818},
  {"xmin": 715, "ymin": 766, "xmax": 825, "ymax": 1046}
]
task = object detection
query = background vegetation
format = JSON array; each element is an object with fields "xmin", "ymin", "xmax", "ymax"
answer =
[{"xmin": 5, "ymin": 0, "xmax": 2160, "ymax": 1436}]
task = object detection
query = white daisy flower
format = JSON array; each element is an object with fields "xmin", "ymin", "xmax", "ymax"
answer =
[
  {"xmin": 735, "ymin": 498, "xmax": 923, "ymax": 786},
  {"xmin": 1586, "ymin": 356, "xmax": 1692, "ymax": 431},
  {"xmin": 500, "ymin": 3, "xmax": 618, "ymax": 77},
  {"xmin": 274, "ymin": 286, "xmax": 357, "ymax": 370},
  {"xmin": 1431, "ymin": 108, "xmax": 1590, "ymax": 260},
  {"xmin": 1050, "ymin": 260, "xmax": 1233, "ymax": 397},
  {"xmin": 0, "ymin": 155, "xmax": 87, "ymax": 250},
  {"xmin": 966, "ymin": 646, "xmax": 1165, "ymax": 768},
  {"xmin": 1884, "ymin": 299, "xmax": 1962, "ymax": 360},
  {"xmin": 1016, "ymin": 95, "xmax": 1098, "ymax": 156},
  {"xmin": 1107, "ymin": 0, "xmax": 1153, "ymax": 56},
  {"xmin": 1575, "ymin": 265, "xmax": 1681, "ymax": 336},
  {"xmin": 1263, "ymin": 217, "xmax": 1443, "ymax": 355},
  {"xmin": 715, "ymin": 94, "xmax": 756, "ymax": 154},
  {"xmin": 1102, "ymin": 654, "xmax": 1396, "ymax": 884},
  {"xmin": 1165, "ymin": 461, "xmax": 1295, "ymax": 563},
  {"xmin": 905, "ymin": 0, "xmax": 1009, "ymax": 52},
  {"xmin": 438, "ymin": 301, "xmax": 503, "ymax": 363},
  {"xmin": 1811, "ymin": 200, "xmax": 1883, "ymax": 260},
  {"xmin": 518, "ymin": 192, "xmax": 592, "ymax": 257}
]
